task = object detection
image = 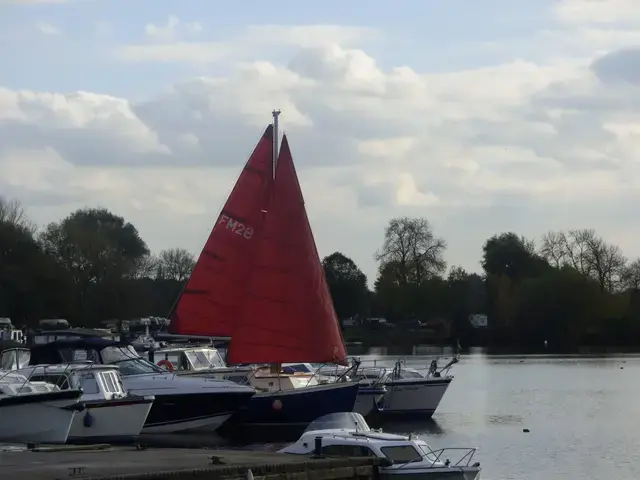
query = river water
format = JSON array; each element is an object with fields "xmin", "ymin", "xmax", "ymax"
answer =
[{"xmin": 365, "ymin": 351, "xmax": 639, "ymax": 480}]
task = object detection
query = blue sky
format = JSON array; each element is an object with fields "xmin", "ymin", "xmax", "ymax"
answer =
[{"xmin": 2, "ymin": 0, "xmax": 556, "ymax": 96}]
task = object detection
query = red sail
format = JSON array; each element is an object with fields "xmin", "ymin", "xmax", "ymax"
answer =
[
  {"xmin": 226, "ymin": 134, "xmax": 348, "ymax": 365},
  {"xmin": 168, "ymin": 125, "xmax": 274, "ymax": 337}
]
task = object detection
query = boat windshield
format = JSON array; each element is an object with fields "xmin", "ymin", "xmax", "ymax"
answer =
[
  {"xmin": 1, "ymin": 349, "xmax": 30, "ymax": 370},
  {"xmin": 304, "ymin": 412, "xmax": 371, "ymax": 433},
  {"xmin": 186, "ymin": 349, "xmax": 225, "ymax": 369},
  {"xmin": 101, "ymin": 346, "xmax": 164, "ymax": 375},
  {"xmin": 418, "ymin": 444, "xmax": 444, "ymax": 464}
]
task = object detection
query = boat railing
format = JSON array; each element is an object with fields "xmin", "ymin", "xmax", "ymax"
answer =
[
  {"xmin": 408, "ymin": 446, "xmax": 477, "ymax": 469},
  {"xmin": 356, "ymin": 355, "xmax": 459, "ymax": 380}
]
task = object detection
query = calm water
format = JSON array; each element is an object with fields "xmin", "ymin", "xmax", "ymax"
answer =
[{"xmin": 364, "ymin": 352, "xmax": 640, "ymax": 480}]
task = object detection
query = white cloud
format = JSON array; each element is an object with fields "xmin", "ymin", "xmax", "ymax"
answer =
[
  {"xmin": 114, "ymin": 24, "xmax": 379, "ymax": 65},
  {"xmin": 144, "ymin": 15, "xmax": 203, "ymax": 42},
  {"xmin": 34, "ymin": 21, "xmax": 61, "ymax": 35},
  {"xmin": 553, "ymin": 0, "xmax": 640, "ymax": 25},
  {"xmin": 115, "ymin": 42, "xmax": 230, "ymax": 64},
  {"xmin": 5, "ymin": 17, "xmax": 640, "ymax": 280}
]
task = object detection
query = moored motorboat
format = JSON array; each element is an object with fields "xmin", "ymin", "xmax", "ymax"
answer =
[
  {"xmin": 18, "ymin": 363, "xmax": 154, "ymax": 444},
  {"xmin": 319, "ymin": 357, "xmax": 457, "ymax": 418},
  {"xmin": 25, "ymin": 337, "xmax": 255, "ymax": 434},
  {"xmin": 0, "ymin": 371, "xmax": 84, "ymax": 444},
  {"xmin": 279, "ymin": 412, "xmax": 481, "ymax": 480},
  {"xmin": 147, "ymin": 346, "xmax": 383, "ymax": 418},
  {"xmin": 362, "ymin": 358, "xmax": 457, "ymax": 418}
]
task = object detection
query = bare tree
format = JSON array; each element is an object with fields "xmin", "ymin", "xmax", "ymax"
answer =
[
  {"xmin": 539, "ymin": 228, "xmax": 626, "ymax": 292},
  {"xmin": 621, "ymin": 259, "xmax": 640, "ymax": 291},
  {"xmin": 128, "ymin": 254, "xmax": 159, "ymax": 279},
  {"xmin": 375, "ymin": 217, "xmax": 447, "ymax": 287},
  {"xmin": 581, "ymin": 234, "xmax": 626, "ymax": 292},
  {"xmin": 156, "ymin": 248, "xmax": 195, "ymax": 282},
  {"xmin": 540, "ymin": 231, "xmax": 566, "ymax": 268},
  {"xmin": 0, "ymin": 196, "xmax": 35, "ymax": 233}
]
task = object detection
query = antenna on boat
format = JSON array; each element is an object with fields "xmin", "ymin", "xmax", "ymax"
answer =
[{"xmin": 272, "ymin": 109, "xmax": 281, "ymax": 180}]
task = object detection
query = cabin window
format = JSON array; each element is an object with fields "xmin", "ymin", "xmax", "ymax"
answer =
[
  {"xmin": 101, "ymin": 372, "xmax": 118, "ymax": 393},
  {"xmin": 185, "ymin": 351, "xmax": 213, "ymax": 370},
  {"xmin": 78, "ymin": 373, "xmax": 100, "ymax": 394},
  {"xmin": 1, "ymin": 350, "xmax": 30, "ymax": 370},
  {"xmin": 321, "ymin": 445, "xmax": 376, "ymax": 457},
  {"xmin": 203, "ymin": 350, "xmax": 225, "ymax": 367},
  {"xmin": 380, "ymin": 445, "xmax": 423, "ymax": 463},
  {"xmin": 30, "ymin": 374, "xmax": 71, "ymax": 390}
]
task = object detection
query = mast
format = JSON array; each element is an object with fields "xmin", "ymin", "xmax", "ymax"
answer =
[
  {"xmin": 270, "ymin": 109, "xmax": 281, "ymax": 374},
  {"xmin": 272, "ymin": 110, "xmax": 281, "ymax": 180}
]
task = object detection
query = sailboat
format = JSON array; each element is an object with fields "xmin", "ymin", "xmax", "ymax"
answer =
[{"xmin": 166, "ymin": 111, "xmax": 361, "ymax": 433}]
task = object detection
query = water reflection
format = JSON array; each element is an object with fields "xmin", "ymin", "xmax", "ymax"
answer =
[{"xmin": 371, "ymin": 417, "xmax": 446, "ymax": 436}]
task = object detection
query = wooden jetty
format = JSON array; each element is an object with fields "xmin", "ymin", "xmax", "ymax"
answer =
[{"xmin": 0, "ymin": 445, "xmax": 384, "ymax": 480}]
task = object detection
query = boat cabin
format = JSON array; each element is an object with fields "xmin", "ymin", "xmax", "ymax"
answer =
[
  {"xmin": 146, "ymin": 346, "xmax": 253, "ymax": 381},
  {"xmin": 0, "ymin": 340, "xmax": 30, "ymax": 371},
  {"xmin": 17, "ymin": 364, "xmax": 128, "ymax": 401},
  {"xmin": 27, "ymin": 337, "xmax": 165, "ymax": 377},
  {"xmin": 147, "ymin": 346, "xmax": 325, "ymax": 393},
  {"xmin": 280, "ymin": 413, "xmax": 480, "ymax": 478},
  {"xmin": 149, "ymin": 346, "xmax": 226, "ymax": 371}
]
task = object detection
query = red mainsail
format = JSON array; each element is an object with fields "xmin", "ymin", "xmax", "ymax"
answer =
[
  {"xmin": 168, "ymin": 125, "xmax": 274, "ymax": 337},
  {"xmin": 226, "ymin": 134, "xmax": 348, "ymax": 365}
]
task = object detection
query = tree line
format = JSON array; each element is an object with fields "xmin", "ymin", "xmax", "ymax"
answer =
[{"xmin": 2, "ymin": 196, "xmax": 640, "ymax": 348}]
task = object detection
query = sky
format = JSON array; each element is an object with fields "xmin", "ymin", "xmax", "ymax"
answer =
[{"xmin": 1, "ymin": 0, "xmax": 640, "ymax": 284}]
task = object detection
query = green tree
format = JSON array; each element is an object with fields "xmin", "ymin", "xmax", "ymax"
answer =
[
  {"xmin": 514, "ymin": 267, "xmax": 604, "ymax": 346},
  {"xmin": 322, "ymin": 252, "xmax": 369, "ymax": 320},
  {"xmin": 482, "ymin": 232, "xmax": 548, "ymax": 281},
  {"xmin": 0, "ymin": 214, "xmax": 72, "ymax": 325},
  {"xmin": 39, "ymin": 208, "xmax": 149, "ymax": 323}
]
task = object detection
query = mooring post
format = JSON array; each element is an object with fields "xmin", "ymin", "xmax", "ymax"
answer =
[{"xmin": 314, "ymin": 436, "xmax": 323, "ymax": 456}]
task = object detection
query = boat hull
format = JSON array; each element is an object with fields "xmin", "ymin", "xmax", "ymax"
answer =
[
  {"xmin": 0, "ymin": 390, "xmax": 82, "ymax": 444},
  {"xmin": 141, "ymin": 391, "xmax": 253, "ymax": 434},
  {"xmin": 380, "ymin": 377, "xmax": 452, "ymax": 417},
  {"xmin": 380, "ymin": 466, "xmax": 480, "ymax": 480},
  {"xmin": 226, "ymin": 381, "xmax": 359, "ymax": 427},
  {"xmin": 67, "ymin": 396, "xmax": 154, "ymax": 444},
  {"xmin": 354, "ymin": 385, "xmax": 386, "ymax": 416},
  {"xmin": 121, "ymin": 374, "xmax": 255, "ymax": 434}
]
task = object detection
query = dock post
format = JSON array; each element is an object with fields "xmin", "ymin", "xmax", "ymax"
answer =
[{"xmin": 314, "ymin": 436, "xmax": 323, "ymax": 456}]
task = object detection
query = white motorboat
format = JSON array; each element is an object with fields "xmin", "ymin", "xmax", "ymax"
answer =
[
  {"xmin": 25, "ymin": 337, "xmax": 256, "ymax": 434},
  {"xmin": 279, "ymin": 412, "xmax": 481, "ymax": 480},
  {"xmin": 0, "ymin": 371, "xmax": 84, "ymax": 444},
  {"xmin": 319, "ymin": 357, "xmax": 458, "ymax": 418},
  {"xmin": 18, "ymin": 364, "xmax": 154, "ymax": 444}
]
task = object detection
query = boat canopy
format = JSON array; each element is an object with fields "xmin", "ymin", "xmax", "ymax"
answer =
[{"xmin": 303, "ymin": 412, "xmax": 371, "ymax": 434}]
